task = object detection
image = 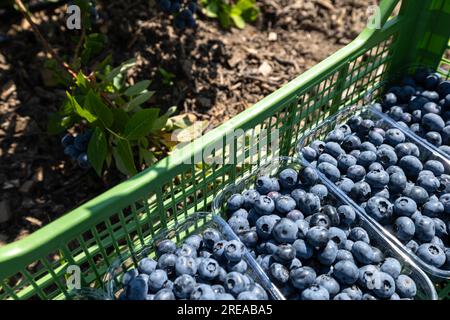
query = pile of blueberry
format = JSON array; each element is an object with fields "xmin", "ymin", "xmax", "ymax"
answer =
[
  {"xmin": 225, "ymin": 168, "xmax": 418, "ymax": 300},
  {"xmin": 300, "ymin": 111, "xmax": 450, "ymax": 270},
  {"xmin": 156, "ymin": 0, "xmax": 197, "ymax": 30},
  {"xmin": 117, "ymin": 230, "xmax": 270, "ymax": 300},
  {"xmin": 382, "ymin": 69, "xmax": 450, "ymax": 149},
  {"xmin": 61, "ymin": 131, "xmax": 92, "ymax": 169}
]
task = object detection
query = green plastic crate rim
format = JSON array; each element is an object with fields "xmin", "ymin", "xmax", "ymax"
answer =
[{"xmin": 0, "ymin": 0, "xmax": 449, "ymax": 300}]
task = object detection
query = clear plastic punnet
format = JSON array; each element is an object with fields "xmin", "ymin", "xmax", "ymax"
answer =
[
  {"xmin": 103, "ymin": 211, "xmax": 285, "ymax": 300},
  {"xmin": 213, "ymin": 157, "xmax": 438, "ymax": 300},
  {"xmin": 296, "ymin": 105, "xmax": 450, "ymax": 280}
]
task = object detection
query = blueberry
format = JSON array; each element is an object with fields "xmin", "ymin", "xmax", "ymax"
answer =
[
  {"xmin": 212, "ymin": 284, "xmax": 225, "ymax": 295},
  {"xmin": 286, "ymin": 209, "xmax": 304, "ymax": 221},
  {"xmin": 306, "ymin": 226, "xmax": 329, "ymax": 248},
  {"xmin": 433, "ymin": 218, "xmax": 448, "ymax": 237},
  {"xmin": 256, "ymin": 176, "xmax": 277, "ymax": 195},
  {"xmin": 399, "ymin": 156, "xmax": 423, "ymax": 179},
  {"xmin": 225, "ymin": 272, "xmax": 248, "ymax": 296},
  {"xmin": 372, "ymin": 272, "xmax": 395, "ymax": 299},
  {"xmin": 333, "ymin": 260, "xmax": 359, "ymax": 285},
  {"xmin": 417, "ymin": 175, "xmax": 441, "ymax": 194},
  {"xmin": 337, "ymin": 154, "xmax": 356, "ymax": 173},
  {"xmin": 385, "ymin": 128, "xmax": 405, "ymax": 146},
  {"xmin": 431, "ymin": 236, "xmax": 445, "ymax": 249},
  {"xmin": 254, "ymin": 195, "xmax": 275, "ymax": 215},
  {"xmin": 248, "ymin": 283, "xmax": 268, "ymax": 300},
  {"xmin": 61, "ymin": 133, "xmax": 74, "ymax": 147},
  {"xmin": 190, "ymin": 284, "xmax": 215, "ymax": 300},
  {"xmin": 212, "ymin": 240, "xmax": 227, "ymax": 261},
  {"xmin": 365, "ymin": 169, "xmax": 389, "ymax": 189},
  {"xmin": 336, "ymin": 178, "xmax": 355, "ymax": 194},
  {"xmin": 363, "ymin": 294, "xmax": 378, "ymax": 300},
  {"xmin": 422, "ymin": 200, "xmax": 444, "ymax": 217},
  {"xmin": 301, "ymin": 284, "xmax": 330, "ymax": 300},
  {"xmin": 272, "ymin": 218, "xmax": 298, "ymax": 243},
  {"xmin": 216, "ymin": 293, "xmax": 235, "ymax": 300},
  {"xmin": 292, "ymin": 239, "xmax": 314, "ymax": 259},
  {"xmin": 333, "ymin": 293, "xmax": 352, "ymax": 300},
  {"xmin": 122, "ymin": 268, "xmax": 139, "ymax": 286},
  {"xmin": 395, "ymin": 275, "xmax": 416, "ymax": 298},
  {"xmin": 357, "ymin": 151, "xmax": 377, "ymax": 168},
  {"xmin": 422, "ymin": 113, "xmax": 445, "ymax": 131},
  {"xmin": 203, "ymin": 228, "xmax": 221, "ymax": 250},
  {"xmin": 278, "ymin": 168, "xmax": 298, "ymax": 190},
  {"xmin": 313, "ymin": 274, "xmax": 340, "ymax": 298},
  {"xmin": 342, "ymin": 135, "xmax": 362, "ymax": 151},
  {"xmin": 227, "ymin": 194, "xmax": 245, "ymax": 212},
  {"xmin": 422, "ymin": 90, "xmax": 440, "ymax": 102},
  {"xmin": 224, "ymin": 240, "xmax": 245, "ymax": 262},
  {"xmin": 299, "ymin": 166, "xmax": 318, "ymax": 186},
  {"xmin": 368, "ymin": 130, "xmax": 384, "ymax": 146},
  {"xmin": 74, "ymin": 133, "xmax": 90, "ymax": 151},
  {"xmin": 317, "ymin": 162, "xmax": 341, "ymax": 182},
  {"xmin": 295, "ymin": 220, "xmax": 310, "ymax": 239},
  {"xmin": 439, "ymin": 193, "xmax": 450, "ymax": 213},
  {"xmin": 198, "ymin": 258, "xmax": 220, "ymax": 281},
  {"xmin": 365, "ymin": 196, "xmax": 393, "ymax": 223},
  {"xmin": 380, "ymin": 257, "xmax": 402, "ymax": 279},
  {"xmin": 301, "ymin": 146, "xmax": 318, "ymax": 162},
  {"xmin": 360, "ymin": 141, "xmax": 377, "ymax": 153},
  {"xmin": 348, "ymin": 227, "xmax": 370, "ymax": 243},
  {"xmin": 309, "ymin": 213, "xmax": 331, "ymax": 229},
  {"xmin": 347, "ymin": 115, "xmax": 362, "ymax": 131},
  {"xmin": 326, "ymin": 129, "xmax": 345, "ymax": 142},
  {"xmin": 267, "ymin": 191, "xmax": 281, "ymax": 201},
  {"xmin": 148, "ymin": 270, "xmax": 168, "ymax": 293},
  {"xmin": 290, "ymin": 266, "xmax": 316, "ymax": 290},
  {"xmin": 416, "ymin": 243, "xmax": 446, "ymax": 267},
  {"xmin": 336, "ymin": 249, "xmax": 354, "ymax": 263},
  {"xmin": 128, "ymin": 274, "xmax": 149, "ymax": 300},
  {"xmin": 154, "ymin": 288, "xmax": 175, "ymax": 300},
  {"xmin": 176, "ymin": 243, "xmax": 197, "ymax": 258},
  {"xmin": 296, "ymin": 192, "xmax": 321, "ymax": 215},
  {"xmin": 317, "ymin": 240, "xmax": 338, "ymax": 265},
  {"xmin": 358, "ymin": 119, "xmax": 375, "ymax": 136},
  {"xmin": 415, "ymin": 216, "xmax": 435, "ymax": 242},
  {"xmin": 371, "ymin": 246, "xmax": 384, "ymax": 264},
  {"xmin": 275, "ymin": 195, "xmax": 296, "ymax": 214},
  {"xmin": 238, "ymin": 229, "xmax": 258, "ymax": 248},
  {"xmin": 226, "ymin": 260, "xmax": 248, "ymax": 273},
  {"xmin": 230, "ymin": 208, "xmax": 248, "ymax": 220},
  {"xmin": 324, "ymin": 142, "xmax": 345, "ymax": 158},
  {"xmin": 64, "ymin": 145, "xmax": 80, "ymax": 159},
  {"xmin": 269, "ymin": 262, "xmax": 290, "ymax": 284},
  {"xmin": 406, "ymin": 239, "xmax": 419, "ymax": 253},
  {"xmin": 138, "ymin": 258, "xmax": 157, "ymax": 275},
  {"xmin": 347, "ymin": 165, "xmax": 366, "ymax": 182},
  {"xmin": 358, "ymin": 265, "xmax": 379, "ymax": 289},
  {"xmin": 184, "ymin": 235, "xmax": 203, "ymax": 250},
  {"xmin": 406, "ymin": 186, "xmax": 429, "ymax": 205},
  {"xmin": 341, "ymin": 285, "xmax": 363, "ymax": 300},
  {"xmin": 256, "ymin": 214, "xmax": 280, "ymax": 239},
  {"xmin": 383, "ymin": 93, "xmax": 398, "ymax": 107},
  {"xmin": 157, "ymin": 253, "xmax": 177, "ymax": 273},
  {"xmin": 351, "ymin": 241, "xmax": 374, "ymax": 264},
  {"xmin": 394, "ymin": 217, "xmax": 415, "ymax": 241},
  {"xmin": 337, "ymin": 205, "xmax": 356, "ymax": 225},
  {"xmin": 425, "ymin": 131, "xmax": 442, "ymax": 146}
]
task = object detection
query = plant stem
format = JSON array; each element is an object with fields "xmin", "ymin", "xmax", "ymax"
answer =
[{"xmin": 14, "ymin": 0, "xmax": 78, "ymax": 79}]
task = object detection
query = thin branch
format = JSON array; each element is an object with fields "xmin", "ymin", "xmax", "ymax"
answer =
[{"xmin": 14, "ymin": 0, "xmax": 78, "ymax": 79}]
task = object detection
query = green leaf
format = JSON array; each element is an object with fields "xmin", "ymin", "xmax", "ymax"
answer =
[
  {"xmin": 67, "ymin": 91, "xmax": 97, "ymax": 123},
  {"xmin": 111, "ymin": 108, "xmax": 130, "ymax": 133},
  {"xmin": 113, "ymin": 139, "xmax": 137, "ymax": 176},
  {"xmin": 85, "ymin": 90, "xmax": 114, "ymax": 127},
  {"xmin": 230, "ymin": 14, "xmax": 246, "ymax": 29},
  {"xmin": 123, "ymin": 108, "xmax": 159, "ymax": 140},
  {"xmin": 140, "ymin": 148, "xmax": 157, "ymax": 167},
  {"xmin": 205, "ymin": 1, "xmax": 219, "ymax": 17},
  {"xmin": 87, "ymin": 127, "xmax": 108, "ymax": 176},
  {"xmin": 218, "ymin": 9, "xmax": 232, "ymax": 29},
  {"xmin": 124, "ymin": 80, "xmax": 151, "ymax": 96},
  {"xmin": 125, "ymin": 91, "xmax": 155, "ymax": 111},
  {"xmin": 75, "ymin": 72, "xmax": 89, "ymax": 92},
  {"xmin": 106, "ymin": 58, "xmax": 137, "ymax": 82},
  {"xmin": 47, "ymin": 113, "xmax": 66, "ymax": 134},
  {"xmin": 150, "ymin": 115, "xmax": 169, "ymax": 133}
]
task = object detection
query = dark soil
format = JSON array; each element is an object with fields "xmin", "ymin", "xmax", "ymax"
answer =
[{"xmin": 0, "ymin": 0, "xmax": 376, "ymax": 245}]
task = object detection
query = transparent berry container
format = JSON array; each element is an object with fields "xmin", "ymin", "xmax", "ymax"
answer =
[
  {"xmin": 296, "ymin": 104, "xmax": 450, "ymax": 280},
  {"xmin": 103, "ymin": 211, "xmax": 285, "ymax": 300},
  {"xmin": 213, "ymin": 157, "xmax": 438, "ymax": 300}
]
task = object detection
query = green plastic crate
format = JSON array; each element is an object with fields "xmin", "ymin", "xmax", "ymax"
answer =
[{"xmin": 0, "ymin": 0, "xmax": 449, "ymax": 300}]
